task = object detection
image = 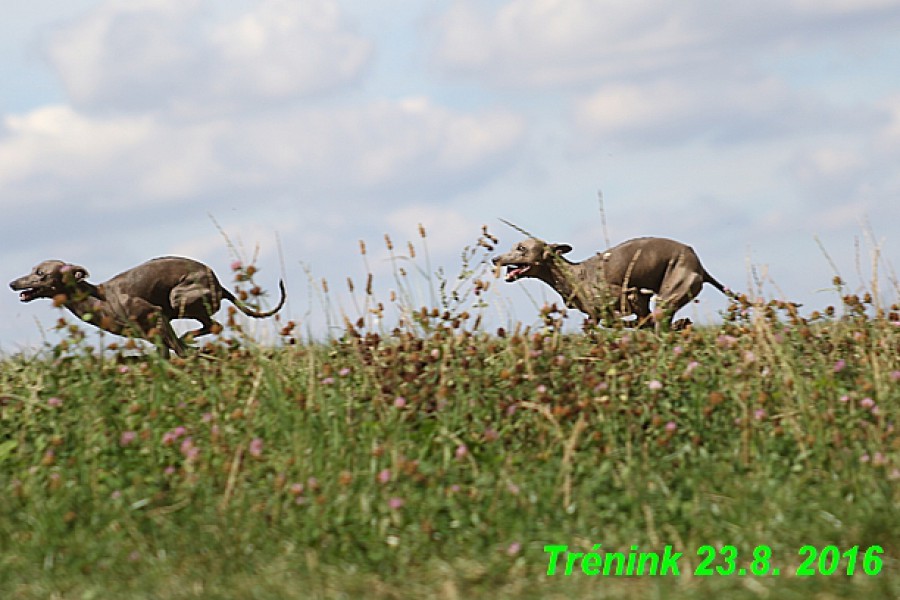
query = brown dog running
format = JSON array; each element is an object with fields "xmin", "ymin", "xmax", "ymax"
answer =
[
  {"xmin": 10, "ymin": 257, "xmax": 286, "ymax": 357},
  {"xmin": 493, "ymin": 236, "xmax": 731, "ymax": 329}
]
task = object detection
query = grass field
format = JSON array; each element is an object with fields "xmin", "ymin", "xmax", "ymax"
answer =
[{"xmin": 1, "ymin": 234, "xmax": 898, "ymax": 599}]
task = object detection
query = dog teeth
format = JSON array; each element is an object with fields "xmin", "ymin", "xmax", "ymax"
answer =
[{"xmin": 505, "ymin": 266, "xmax": 528, "ymax": 281}]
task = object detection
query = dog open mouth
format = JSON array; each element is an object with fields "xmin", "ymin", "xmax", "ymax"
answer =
[
  {"xmin": 505, "ymin": 265, "xmax": 532, "ymax": 282},
  {"xmin": 10, "ymin": 283, "xmax": 45, "ymax": 302},
  {"xmin": 16, "ymin": 288, "xmax": 41, "ymax": 302}
]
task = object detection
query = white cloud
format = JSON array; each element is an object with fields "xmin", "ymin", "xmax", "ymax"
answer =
[
  {"xmin": 785, "ymin": 95, "xmax": 900, "ymax": 221},
  {"xmin": 207, "ymin": 98, "xmax": 525, "ymax": 200},
  {"xmin": 0, "ymin": 99, "xmax": 525, "ymax": 210},
  {"xmin": 432, "ymin": 0, "xmax": 900, "ymax": 87},
  {"xmin": 44, "ymin": 0, "xmax": 373, "ymax": 114},
  {"xmin": 572, "ymin": 76, "xmax": 874, "ymax": 146},
  {"xmin": 0, "ymin": 105, "xmax": 221, "ymax": 204},
  {"xmin": 0, "ymin": 0, "xmax": 526, "ymax": 212}
]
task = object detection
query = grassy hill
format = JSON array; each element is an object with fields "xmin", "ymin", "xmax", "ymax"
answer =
[{"xmin": 1, "ymin": 237, "xmax": 898, "ymax": 598}]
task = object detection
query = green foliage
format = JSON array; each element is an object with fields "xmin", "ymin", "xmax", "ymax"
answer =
[{"xmin": 1, "ymin": 232, "xmax": 898, "ymax": 598}]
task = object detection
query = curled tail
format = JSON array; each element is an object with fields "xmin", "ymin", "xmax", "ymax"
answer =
[{"xmin": 224, "ymin": 279, "xmax": 286, "ymax": 318}]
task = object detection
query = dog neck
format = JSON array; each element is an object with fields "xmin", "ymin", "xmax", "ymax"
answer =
[
  {"xmin": 59, "ymin": 282, "xmax": 122, "ymax": 331},
  {"xmin": 534, "ymin": 258, "xmax": 593, "ymax": 315}
]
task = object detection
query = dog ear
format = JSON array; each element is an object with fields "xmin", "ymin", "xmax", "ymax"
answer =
[
  {"xmin": 73, "ymin": 265, "xmax": 89, "ymax": 280},
  {"xmin": 550, "ymin": 243, "xmax": 572, "ymax": 255},
  {"xmin": 62, "ymin": 264, "xmax": 89, "ymax": 281}
]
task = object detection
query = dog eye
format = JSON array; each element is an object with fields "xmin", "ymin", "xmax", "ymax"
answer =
[{"xmin": 36, "ymin": 270, "xmax": 44, "ymax": 276}]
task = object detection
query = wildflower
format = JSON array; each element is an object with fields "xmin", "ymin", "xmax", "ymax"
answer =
[
  {"xmin": 202, "ymin": 412, "xmax": 214, "ymax": 423},
  {"xmin": 860, "ymin": 454, "xmax": 870, "ymax": 464},
  {"xmin": 321, "ymin": 377, "xmax": 335, "ymax": 385},
  {"xmin": 890, "ymin": 371, "xmax": 900, "ymax": 382},
  {"xmin": 833, "ymin": 359, "xmax": 846, "ymax": 373},
  {"xmin": 536, "ymin": 384, "xmax": 547, "ymax": 394},
  {"xmin": 665, "ymin": 421, "xmax": 677, "ymax": 433},
  {"xmin": 111, "ymin": 490, "xmax": 122, "ymax": 500},
  {"xmin": 47, "ymin": 397, "xmax": 62, "ymax": 408},
  {"xmin": 507, "ymin": 542, "xmax": 522, "ymax": 556},
  {"xmin": 377, "ymin": 469, "xmax": 391, "ymax": 484},
  {"xmin": 161, "ymin": 427, "xmax": 187, "ymax": 446},
  {"xmin": 647, "ymin": 380, "xmax": 663, "ymax": 391},
  {"xmin": 872, "ymin": 452, "xmax": 887, "ymax": 467},
  {"xmin": 455, "ymin": 444, "xmax": 468, "ymax": 460},
  {"xmin": 839, "ymin": 395, "xmax": 849, "ymax": 403},
  {"xmin": 507, "ymin": 483, "xmax": 520, "ymax": 495},
  {"xmin": 388, "ymin": 497, "xmax": 405, "ymax": 510},
  {"xmin": 180, "ymin": 437, "xmax": 199, "ymax": 461},
  {"xmin": 230, "ymin": 260, "xmax": 242, "ymax": 271},
  {"xmin": 888, "ymin": 469, "xmax": 900, "ymax": 481},
  {"xmin": 393, "ymin": 396, "xmax": 407, "ymax": 408},
  {"xmin": 449, "ymin": 484, "xmax": 461, "ymax": 493},
  {"xmin": 289, "ymin": 483, "xmax": 305, "ymax": 496},
  {"xmin": 119, "ymin": 431, "xmax": 137, "ymax": 447},
  {"xmin": 118, "ymin": 365, "xmax": 130, "ymax": 374},
  {"xmin": 860, "ymin": 397, "xmax": 875, "ymax": 409},
  {"xmin": 307, "ymin": 477, "xmax": 319, "ymax": 491},
  {"xmin": 685, "ymin": 361, "xmax": 700, "ymax": 375},
  {"xmin": 743, "ymin": 351, "xmax": 756, "ymax": 364},
  {"xmin": 248, "ymin": 438, "xmax": 263, "ymax": 458},
  {"xmin": 754, "ymin": 409, "xmax": 766, "ymax": 420},
  {"xmin": 716, "ymin": 334, "xmax": 738, "ymax": 349},
  {"xmin": 339, "ymin": 367, "xmax": 351, "ymax": 377},
  {"xmin": 673, "ymin": 346, "xmax": 684, "ymax": 356},
  {"xmin": 483, "ymin": 427, "xmax": 499, "ymax": 442}
]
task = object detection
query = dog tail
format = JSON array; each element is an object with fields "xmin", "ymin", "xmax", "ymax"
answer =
[
  {"xmin": 224, "ymin": 279, "xmax": 287, "ymax": 318},
  {"xmin": 703, "ymin": 269, "xmax": 738, "ymax": 299}
]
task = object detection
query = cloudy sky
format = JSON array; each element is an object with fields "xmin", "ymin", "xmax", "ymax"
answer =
[{"xmin": 3, "ymin": 0, "xmax": 900, "ymax": 352}]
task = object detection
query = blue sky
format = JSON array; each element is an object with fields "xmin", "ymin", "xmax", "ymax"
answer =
[{"xmin": 3, "ymin": 0, "xmax": 900, "ymax": 352}]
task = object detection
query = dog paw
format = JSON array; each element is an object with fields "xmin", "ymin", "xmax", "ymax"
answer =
[{"xmin": 671, "ymin": 318, "xmax": 693, "ymax": 331}]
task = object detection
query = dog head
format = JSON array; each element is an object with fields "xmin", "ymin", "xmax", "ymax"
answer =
[
  {"xmin": 492, "ymin": 238, "xmax": 572, "ymax": 282},
  {"xmin": 9, "ymin": 260, "xmax": 89, "ymax": 302}
]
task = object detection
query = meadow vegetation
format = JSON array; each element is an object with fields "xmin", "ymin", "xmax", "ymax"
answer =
[{"xmin": 1, "ymin": 228, "xmax": 898, "ymax": 599}]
